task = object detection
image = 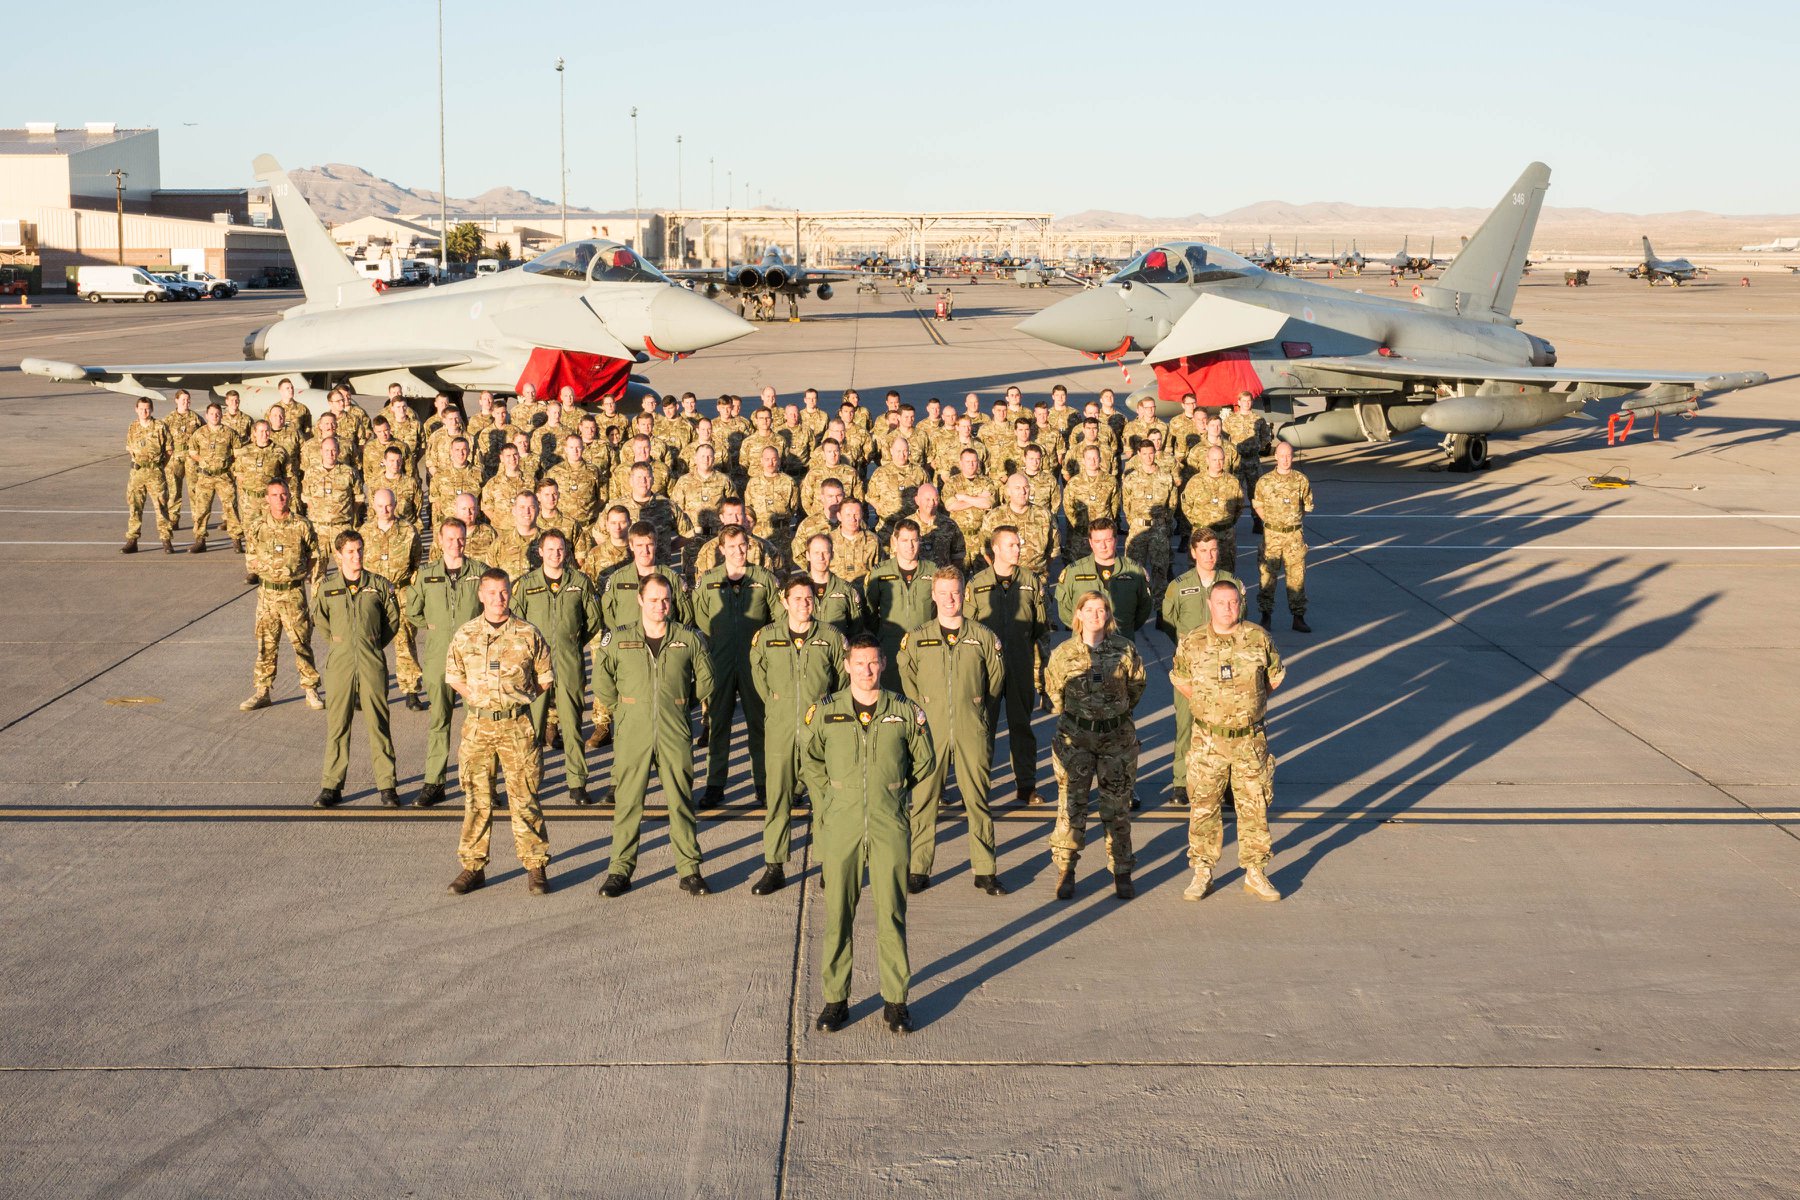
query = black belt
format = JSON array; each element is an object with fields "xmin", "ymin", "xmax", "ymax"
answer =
[
  {"xmin": 1197, "ymin": 721, "xmax": 1264, "ymax": 739},
  {"xmin": 260, "ymin": 579, "xmax": 303, "ymax": 591},
  {"xmin": 1263, "ymin": 521, "xmax": 1301, "ymax": 534},
  {"xmin": 470, "ymin": 706, "xmax": 526, "ymax": 721},
  {"xmin": 1063, "ymin": 713, "xmax": 1128, "ymax": 733},
  {"xmin": 1207, "ymin": 522, "xmax": 1235, "ymax": 534},
  {"xmin": 201, "ymin": 467, "xmax": 231, "ymax": 477}
]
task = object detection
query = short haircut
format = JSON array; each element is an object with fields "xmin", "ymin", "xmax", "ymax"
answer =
[
  {"xmin": 719, "ymin": 524, "xmax": 748, "ymax": 545},
  {"xmin": 782, "ymin": 572, "xmax": 815, "ymax": 597},
  {"xmin": 892, "ymin": 517, "xmax": 920, "ymax": 539},
  {"xmin": 479, "ymin": 567, "xmax": 511, "ymax": 588},
  {"xmin": 845, "ymin": 632, "xmax": 881, "ymax": 654},
  {"xmin": 333, "ymin": 529, "xmax": 363, "ymax": 552},
  {"xmin": 627, "ymin": 521, "xmax": 656, "ymax": 542},
  {"xmin": 988, "ymin": 523, "xmax": 1019, "ymax": 552},
  {"xmin": 439, "ymin": 516, "xmax": 467, "ymax": 536},
  {"xmin": 640, "ymin": 572, "xmax": 672, "ymax": 598},
  {"xmin": 1190, "ymin": 528, "xmax": 1219, "ymax": 550},
  {"xmin": 932, "ymin": 565, "xmax": 963, "ymax": 588}
]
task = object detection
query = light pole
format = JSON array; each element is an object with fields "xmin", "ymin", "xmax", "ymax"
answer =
[
  {"xmin": 709, "ymin": 157, "xmax": 715, "ymax": 209},
  {"xmin": 555, "ymin": 58, "xmax": 567, "ymax": 244},
  {"xmin": 674, "ymin": 134, "xmax": 683, "ymax": 265},
  {"xmin": 436, "ymin": 0, "xmax": 447, "ymax": 277},
  {"xmin": 630, "ymin": 106, "xmax": 640, "ymax": 254},
  {"xmin": 110, "ymin": 168, "xmax": 127, "ymax": 264},
  {"xmin": 676, "ymin": 134, "xmax": 683, "ymax": 211}
]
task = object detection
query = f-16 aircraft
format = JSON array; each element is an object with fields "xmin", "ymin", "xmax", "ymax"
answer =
[
  {"xmin": 1016, "ymin": 162, "xmax": 1766, "ymax": 471},
  {"xmin": 667, "ymin": 241, "xmax": 859, "ymax": 321},
  {"xmin": 22, "ymin": 156, "xmax": 754, "ymax": 415},
  {"xmin": 1622, "ymin": 237, "xmax": 1703, "ymax": 285}
]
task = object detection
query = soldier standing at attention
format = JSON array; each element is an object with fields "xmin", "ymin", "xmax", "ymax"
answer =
[
  {"xmin": 239, "ymin": 481, "xmax": 323, "ymax": 713},
  {"xmin": 122, "ymin": 395, "xmax": 174, "ymax": 554},
  {"xmin": 301, "ymin": 436, "xmax": 361, "ymax": 583},
  {"xmin": 1157, "ymin": 530, "xmax": 1243, "ymax": 807},
  {"xmin": 1170, "ymin": 579, "xmax": 1286, "ymax": 902},
  {"xmin": 161, "ymin": 389, "xmax": 203, "ymax": 533},
  {"xmin": 1121, "ymin": 438, "xmax": 1180, "ymax": 597},
  {"xmin": 866, "ymin": 436, "xmax": 927, "ymax": 533},
  {"xmin": 1063, "ymin": 444, "xmax": 1118, "ymax": 545},
  {"xmin": 968, "ymin": 526, "xmax": 1051, "ymax": 806},
  {"xmin": 512, "ymin": 530, "xmax": 601, "ymax": 804},
  {"xmin": 311, "ymin": 530, "xmax": 401, "ymax": 809},
  {"xmin": 898, "ymin": 567, "xmax": 1006, "ymax": 896},
  {"xmin": 592, "ymin": 574, "xmax": 718, "ymax": 897},
  {"xmin": 802, "ymin": 633, "xmax": 935, "ymax": 1036},
  {"xmin": 359, "ymin": 487, "xmax": 423, "ymax": 710},
  {"xmin": 864, "ymin": 520, "xmax": 939, "ymax": 692},
  {"xmin": 220, "ymin": 389, "xmax": 252, "ymax": 443},
  {"xmin": 406, "ymin": 517, "xmax": 490, "ymax": 806},
  {"xmin": 745, "ymin": 444, "xmax": 802, "ymax": 547},
  {"xmin": 599, "ymin": 521, "xmax": 691, "ymax": 631},
  {"xmin": 186, "ymin": 401, "xmax": 240, "ymax": 553},
  {"xmin": 1181, "ymin": 445, "xmax": 1246, "ymax": 573},
  {"xmin": 1253, "ymin": 440, "xmax": 1314, "ymax": 633},
  {"xmin": 547, "ymin": 434, "xmax": 604, "ymax": 533},
  {"xmin": 233, "ymin": 422, "xmax": 289, "ymax": 567},
  {"xmin": 749, "ymin": 576, "xmax": 848, "ymax": 895},
  {"xmin": 1043, "ymin": 589, "xmax": 1147, "ymax": 901},
  {"xmin": 1221, "ymin": 390, "xmax": 1271, "ymax": 533},
  {"xmin": 487, "ymin": 491, "xmax": 543, "ymax": 583},
  {"xmin": 693, "ymin": 526, "xmax": 782, "ymax": 806},
  {"xmin": 979, "ymin": 473, "xmax": 1058, "ymax": 582},
  {"xmin": 827, "ymin": 500, "xmax": 882, "ymax": 585},
  {"xmin": 1056, "ymin": 525, "xmax": 1154, "ymax": 641},
  {"xmin": 801, "ymin": 534, "xmax": 867, "ymax": 635},
  {"xmin": 443, "ymin": 569, "xmax": 556, "ymax": 895}
]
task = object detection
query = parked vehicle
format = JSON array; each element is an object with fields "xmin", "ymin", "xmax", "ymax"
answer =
[
  {"xmin": 76, "ymin": 266, "xmax": 171, "ymax": 303},
  {"xmin": 153, "ymin": 273, "xmax": 204, "ymax": 301},
  {"xmin": 173, "ymin": 270, "xmax": 239, "ymax": 298}
]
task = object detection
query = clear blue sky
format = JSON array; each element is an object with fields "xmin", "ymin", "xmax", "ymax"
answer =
[{"xmin": 13, "ymin": 0, "xmax": 1795, "ymax": 216}]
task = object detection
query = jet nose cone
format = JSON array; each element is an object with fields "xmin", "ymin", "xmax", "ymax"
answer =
[
  {"xmin": 1015, "ymin": 287, "xmax": 1131, "ymax": 353},
  {"xmin": 649, "ymin": 286, "xmax": 756, "ymax": 354}
]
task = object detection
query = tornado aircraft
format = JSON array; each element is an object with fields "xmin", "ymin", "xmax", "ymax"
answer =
[
  {"xmin": 23, "ymin": 156, "xmax": 755, "ymax": 415},
  {"xmin": 1016, "ymin": 163, "xmax": 1767, "ymax": 470}
]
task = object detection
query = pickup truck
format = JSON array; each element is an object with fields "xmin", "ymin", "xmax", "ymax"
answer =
[{"xmin": 173, "ymin": 270, "xmax": 239, "ymax": 299}]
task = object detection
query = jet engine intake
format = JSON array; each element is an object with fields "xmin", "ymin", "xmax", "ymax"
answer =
[{"xmin": 243, "ymin": 324, "xmax": 274, "ymax": 361}]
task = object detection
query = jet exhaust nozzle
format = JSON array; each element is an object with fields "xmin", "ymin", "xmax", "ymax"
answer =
[
  {"xmin": 734, "ymin": 267, "xmax": 763, "ymax": 290},
  {"xmin": 763, "ymin": 266, "xmax": 789, "ymax": 290}
]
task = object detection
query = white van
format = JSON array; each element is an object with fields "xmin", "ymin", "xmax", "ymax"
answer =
[{"xmin": 77, "ymin": 266, "xmax": 171, "ymax": 303}]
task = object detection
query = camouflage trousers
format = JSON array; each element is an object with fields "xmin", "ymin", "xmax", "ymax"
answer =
[
  {"xmin": 1258, "ymin": 528, "xmax": 1306, "ymax": 615},
  {"xmin": 457, "ymin": 713, "xmax": 549, "ymax": 870},
  {"xmin": 253, "ymin": 586, "xmax": 320, "ymax": 692},
  {"xmin": 190, "ymin": 471, "xmax": 239, "ymax": 539},
  {"xmin": 1186, "ymin": 730, "xmax": 1275, "ymax": 871},
  {"xmin": 164, "ymin": 458, "xmax": 190, "ymax": 524},
  {"xmin": 1126, "ymin": 520, "xmax": 1171, "ymax": 596},
  {"xmin": 237, "ymin": 493, "xmax": 269, "ymax": 537},
  {"xmin": 1049, "ymin": 721, "xmax": 1137, "ymax": 872},
  {"xmin": 125, "ymin": 466, "xmax": 170, "ymax": 541},
  {"xmin": 311, "ymin": 523, "xmax": 349, "ymax": 583},
  {"xmin": 1207, "ymin": 525, "xmax": 1238, "ymax": 574},
  {"xmin": 392, "ymin": 585, "xmax": 422, "ymax": 694}
]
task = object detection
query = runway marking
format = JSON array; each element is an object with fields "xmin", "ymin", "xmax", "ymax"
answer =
[
  {"xmin": 1326, "ymin": 544, "xmax": 1800, "ymax": 552},
  {"xmin": 0, "ymin": 1059, "xmax": 1792, "ymax": 1074},
  {"xmin": 1315, "ymin": 513, "xmax": 1800, "ymax": 520}
]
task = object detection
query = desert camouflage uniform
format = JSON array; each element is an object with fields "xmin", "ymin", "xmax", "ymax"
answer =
[
  {"xmin": 577, "ymin": 535, "xmax": 630, "ymax": 582},
  {"xmin": 978, "ymin": 504, "xmax": 1059, "ymax": 579},
  {"xmin": 301, "ymin": 463, "xmax": 361, "ymax": 579},
  {"xmin": 478, "ymin": 471, "xmax": 533, "ymax": 529},
  {"xmin": 188, "ymin": 423, "xmax": 240, "ymax": 540},
  {"xmin": 546, "ymin": 460, "xmax": 604, "ymax": 529},
  {"xmin": 940, "ymin": 472, "xmax": 997, "ymax": 562},
  {"xmin": 267, "ymin": 422, "xmax": 304, "ymax": 492},
  {"xmin": 462, "ymin": 519, "xmax": 497, "ymax": 564},
  {"xmin": 1121, "ymin": 415, "xmax": 1166, "ymax": 456},
  {"xmin": 161, "ymin": 407, "xmax": 203, "ymax": 525},
  {"xmin": 690, "ymin": 529, "xmax": 780, "ymax": 579},
  {"xmin": 1160, "ymin": 567, "xmax": 1244, "ymax": 792},
  {"xmin": 246, "ymin": 513, "xmax": 320, "ymax": 693},
  {"xmin": 1221, "ymin": 407, "xmax": 1270, "ymax": 501},
  {"xmin": 221, "ymin": 408, "xmax": 252, "ymax": 442},
  {"xmin": 445, "ymin": 615, "xmax": 554, "ymax": 872},
  {"xmin": 233, "ymin": 442, "xmax": 289, "ymax": 534},
  {"xmin": 866, "ymin": 462, "xmax": 927, "ymax": 531},
  {"xmin": 745, "ymin": 471, "xmax": 802, "ymax": 544},
  {"xmin": 1062, "ymin": 472, "xmax": 1118, "ymax": 543},
  {"xmin": 1181, "ymin": 471, "xmax": 1245, "ymax": 572},
  {"xmin": 359, "ymin": 518, "xmax": 423, "ymax": 693},
  {"xmin": 607, "ymin": 460, "xmax": 670, "ymax": 502},
  {"xmin": 360, "ymin": 438, "xmax": 411, "ymax": 485},
  {"xmin": 789, "ymin": 512, "xmax": 838, "ymax": 566},
  {"xmin": 1121, "ymin": 460, "xmax": 1180, "ymax": 595},
  {"xmin": 1043, "ymin": 633, "xmax": 1146, "ymax": 873},
  {"xmin": 486, "ymin": 523, "xmax": 542, "ymax": 582},
  {"xmin": 1171, "ymin": 621, "xmax": 1284, "ymax": 874},
  {"xmin": 800, "ymin": 465, "xmax": 864, "ymax": 516},
  {"xmin": 369, "ymin": 471, "xmax": 423, "ymax": 529},
  {"xmin": 1254, "ymin": 469, "xmax": 1314, "ymax": 617},
  {"xmin": 1185, "ymin": 434, "xmax": 1241, "ymax": 480},
  {"xmin": 429, "ymin": 465, "xmax": 484, "ymax": 526},
  {"xmin": 911, "ymin": 512, "xmax": 968, "ymax": 574},
  {"xmin": 828, "ymin": 529, "xmax": 882, "ymax": 584},
  {"xmin": 670, "ymin": 470, "xmax": 732, "ymax": 544},
  {"xmin": 1166, "ymin": 413, "xmax": 1204, "ymax": 474},
  {"xmin": 124, "ymin": 418, "xmax": 173, "ymax": 542},
  {"xmin": 738, "ymin": 432, "xmax": 785, "ymax": 478},
  {"xmin": 1021, "ymin": 468, "xmax": 1061, "ymax": 516}
]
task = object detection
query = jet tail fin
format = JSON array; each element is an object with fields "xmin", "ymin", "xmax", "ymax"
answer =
[
  {"xmin": 253, "ymin": 155, "xmax": 375, "ymax": 309},
  {"xmin": 1431, "ymin": 162, "xmax": 1549, "ymax": 321},
  {"xmin": 1641, "ymin": 236, "xmax": 1655, "ymax": 261}
]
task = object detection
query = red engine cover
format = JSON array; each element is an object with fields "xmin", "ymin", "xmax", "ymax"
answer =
[
  {"xmin": 515, "ymin": 348, "xmax": 632, "ymax": 404},
  {"xmin": 1152, "ymin": 349, "xmax": 1263, "ymax": 406}
]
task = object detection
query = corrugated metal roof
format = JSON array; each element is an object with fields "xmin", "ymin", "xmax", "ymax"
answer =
[{"xmin": 0, "ymin": 127, "xmax": 152, "ymax": 155}]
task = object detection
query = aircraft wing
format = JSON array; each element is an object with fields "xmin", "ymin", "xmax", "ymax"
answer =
[
  {"xmin": 1294, "ymin": 353, "xmax": 1767, "ymax": 395},
  {"xmin": 22, "ymin": 350, "xmax": 481, "ymax": 396},
  {"xmin": 662, "ymin": 267, "xmax": 729, "ymax": 283}
]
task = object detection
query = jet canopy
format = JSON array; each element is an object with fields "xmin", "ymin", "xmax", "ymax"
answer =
[
  {"xmin": 1108, "ymin": 244, "xmax": 1261, "ymax": 286},
  {"xmin": 522, "ymin": 239, "xmax": 671, "ymax": 285}
]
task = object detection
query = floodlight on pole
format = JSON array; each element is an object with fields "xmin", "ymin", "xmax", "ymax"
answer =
[
  {"xmin": 556, "ymin": 57, "xmax": 567, "ymax": 244},
  {"xmin": 630, "ymin": 106, "xmax": 640, "ymax": 255},
  {"xmin": 437, "ymin": 0, "xmax": 447, "ymax": 277}
]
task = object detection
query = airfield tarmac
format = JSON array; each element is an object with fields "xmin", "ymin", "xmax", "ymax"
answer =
[{"xmin": 0, "ymin": 270, "xmax": 1796, "ymax": 1197}]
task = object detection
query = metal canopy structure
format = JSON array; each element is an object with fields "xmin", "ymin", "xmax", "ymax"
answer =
[{"xmin": 661, "ymin": 209, "xmax": 1054, "ymax": 267}]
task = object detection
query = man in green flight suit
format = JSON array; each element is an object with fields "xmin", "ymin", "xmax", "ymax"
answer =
[
  {"xmin": 312, "ymin": 529, "xmax": 402, "ymax": 808},
  {"xmin": 692, "ymin": 525, "xmax": 782, "ymax": 806},
  {"xmin": 592, "ymin": 574, "xmax": 718, "ymax": 897},
  {"xmin": 749, "ymin": 575, "xmax": 847, "ymax": 895},
  {"xmin": 406, "ymin": 516, "xmax": 490, "ymax": 807},
  {"xmin": 863, "ymin": 518, "xmax": 938, "ymax": 692},
  {"xmin": 1056, "ymin": 524, "xmax": 1154, "ymax": 638},
  {"xmin": 801, "ymin": 633, "xmax": 936, "ymax": 1036},
  {"xmin": 512, "ymin": 530, "xmax": 602, "ymax": 804}
]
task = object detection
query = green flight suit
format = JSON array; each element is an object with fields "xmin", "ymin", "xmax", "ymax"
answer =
[
  {"xmin": 863, "ymin": 557, "xmax": 939, "ymax": 691},
  {"xmin": 512, "ymin": 566, "xmax": 602, "ymax": 790},
  {"xmin": 692, "ymin": 564, "xmax": 782, "ymax": 795},
  {"xmin": 808, "ymin": 571, "xmax": 867, "ymax": 635},
  {"xmin": 750, "ymin": 619, "xmax": 846, "ymax": 866},
  {"xmin": 405, "ymin": 556, "xmax": 489, "ymax": 786},
  {"xmin": 1157, "ymin": 567, "xmax": 1244, "ymax": 794},
  {"xmin": 897, "ymin": 619, "xmax": 1005, "ymax": 876},
  {"xmin": 597, "ymin": 563, "xmax": 691, "ymax": 630},
  {"xmin": 313, "ymin": 569, "xmax": 400, "ymax": 791},
  {"xmin": 592, "ymin": 621, "xmax": 717, "ymax": 878},
  {"xmin": 968, "ymin": 567, "xmax": 1051, "ymax": 795},
  {"xmin": 1056, "ymin": 554, "xmax": 1154, "ymax": 636},
  {"xmin": 800, "ymin": 688, "xmax": 936, "ymax": 1005}
]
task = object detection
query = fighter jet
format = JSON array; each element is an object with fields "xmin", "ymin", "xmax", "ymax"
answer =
[
  {"xmin": 1327, "ymin": 240, "xmax": 1369, "ymax": 275},
  {"xmin": 1622, "ymin": 237, "xmax": 1703, "ymax": 286},
  {"xmin": 1013, "ymin": 257, "xmax": 1071, "ymax": 288},
  {"xmin": 1377, "ymin": 236, "xmax": 1447, "ymax": 277},
  {"xmin": 666, "ymin": 235, "xmax": 859, "ymax": 321},
  {"xmin": 22, "ymin": 156, "xmax": 754, "ymax": 415},
  {"xmin": 1016, "ymin": 162, "xmax": 1766, "ymax": 471}
]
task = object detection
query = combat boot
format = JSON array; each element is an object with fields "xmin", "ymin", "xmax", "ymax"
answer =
[
  {"xmin": 678, "ymin": 873, "xmax": 712, "ymax": 896},
  {"xmin": 448, "ymin": 868, "xmax": 485, "ymax": 895},
  {"xmin": 815, "ymin": 1001, "xmax": 849, "ymax": 1033},
  {"xmin": 1183, "ymin": 866, "xmax": 1214, "ymax": 902},
  {"xmin": 1113, "ymin": 871, "xmax": 1136, "ymax": 901},
  {"xmin": 905, "ymin": 872, "xmax": 930, "ymax": 894},
  {"xmin": 121, "ymin": 537, "xmax": 138, "ymax": 554},
  {"xmin": 415, "ymin": 782, "xmax": 446, "ymax": 807},
  {"xmin": 1291, "ymin": 614, "xmax": 1312, "ymax": 634},
  {"xmin": 313, "ymin": 787, "xmax": 344, "ymax": 808},
  {"xmin": 303, "ymin": 687, "xmax": 324, "ymax": 711},
  {"xmin": 403, "ymin": 692, "xmax": 426, "ymax": 712},
  {"xmin": 598, "ymin": 873, "xmax": 632, "ymax": 898},
  {"xmin": 568, "ymin": 784, "xmax": 590, "ymax": 805},
  {"xmin": 377, "ymin": 788, "xmax": 402, "ymax": 808},
  {"xmin": 751, "ymin": 864, "xmax": 787, "ymax": 895},
  {"xmin": 584, "ymin": 729, "xmax": 605, "ymax": 751},
  {"xmin": 973, "ymin": 874, "xmax": 1008, "ymax": 896},
  {"xmin": 190, "ymin": 538, "xmax": 206, "ymax": 554},
  {"xmin": 232, "ymin": 536, "xmax": 244, "ymax": 553},
  {"xmin": 1015, "ymin": 782, "xmax": 1037, "ymax": 806},
  {"xmin": 526, "ymin": 866, "xmax": 550, "ymax": 895},
  {"xmin": 238, "ymin": 691, "xmax": 272, "ymax": 712},
  {"xmin": 1242, "ymin": 866, "xmax": 1282, "ymax": 902},
  {"xmin": 1258, "ymin": 609, "xmax": 1272, "ymax": 629},
  {"xmin": 1054, "ymin": 864, "xmax": 1076, "ymax": 901},
  {"xmin": 882, "ymin": 1002, "xmax": 914, "ymax": 1035},
  {"xmin": 1172, "ymin": 786, "xmax": 1188, "ymax": 808},
  {"xmin": 161, "ymin": 536, "xmax": 174, "ymax": 554},
  {"xmin": 702, "ymin": 783, "xmax": 725, "ymax": 807}
]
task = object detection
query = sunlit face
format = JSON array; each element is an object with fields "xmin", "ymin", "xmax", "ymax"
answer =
[
  {"xmin": 890, "ymin": 438, "xmax": 910, "ymax": 465},
  {"xmin": 892, "ymin": 526, "xmax": 919, "ymax": 564},
  {"xmin": 1207, "ymin": 447, "xmax": 1225, "ymax": 476},
  {"xmin": 1209, "ymin": 583, "xmax": 1242, "ymax": 629},
  {"xmin": 1276, "ymin": 441, "xmax": 1294, "ymax": 470},
  {"xmin": 1196, "ymin": 538, "xmax": 1220, "ymax": 572},
  {"xmin": 453, "ymin": 495, "xmax": 478, "ymax": 526},
  {"xmin": 1076, "ymin": 595, "xmax": 1110, "ymax": 638},
  {"xmin": 451, "ymin": 442, "xmax": 470, "ymax": 467},
  {"xmin": 761, "ymin": 447, "xmax": 779, "ymax": 475},
  {"xmin": 784, "ymin": 583, "xmax": 815, "ymax": 626},
  {"xmin": 839, "ymin": 504, "xmax": 863, "ymax": 534},
  {"xmin": 478, "ymin": 576, "xmax": 510, "ymax": 622},
  {"xmin": 630, "ymin": 533, "xmax": 656, "ymax": 570},
  {"xmin": 371, "ymin": 490, "xmax": 394, "ymax": 523},
  {"xmin": 440, "ymin": 522, "xmax": 466, "ymax": 561},
  {"xmin": 992, "ymin": 529, "xmax": 1021, "ymax": 571},
  {"xmin": 915, "ymin": 485, "xmax": 938, "ymax": 518},
  {"xmin": 335, "ymin": 539, "xmax": 363, "ymax": 577},
  {"xmin": 266, "ymin": 482, "xmax": 290, "ymax": 518},
  {"xmin": 932, "ymin": 576, "xmax": 963, "ymax": 621},
  {"xmin": 606, "ymin": 510, "xmax": 630, "ymax": 541},
  {"xmin": 511, "ymin": 494, "xmax": 538, "ymax": 531},
  {"xmin": 1089, "ymin": 526, "xmax": 1117, "ymax": 562},
  {"xmin": 721, "ymin": 533, "xmax": 748, "ymax": 572},
  {"xmin": 807, "ymin": 537, "xmax": 832, "ymax": 576},
  {"xmin": 1005, "ymin": 475, "xmax": 1028, "ymax": 508},
  {"xmin": 846, "ymin": 645, "xmax": 882, "ymax": 692},
  {"xmin": 541, "ymin": 535, "xmax": 567, "ymax": 572},
  {"xmin": 639, "ymin": 579, "xmax": 672, "ymax": 626}
]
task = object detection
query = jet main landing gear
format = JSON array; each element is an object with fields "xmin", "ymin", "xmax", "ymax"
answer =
[{"xmin": 1441, "ymin": 433, "xmax": 1491, "ymax": 472}]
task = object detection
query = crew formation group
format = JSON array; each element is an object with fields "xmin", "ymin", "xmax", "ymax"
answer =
[{"xmin": 121, "ymin": 378, "xmax": 1310, "ymax": 1034}]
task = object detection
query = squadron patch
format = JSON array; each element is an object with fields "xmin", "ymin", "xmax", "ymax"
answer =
[
  {"xmin": 913, "ymin": 705, "xmax": 927, "ymax": 726},
  {"xmin": 804, "ymin": 703, "xmax": 817, "ymax": 726}
]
